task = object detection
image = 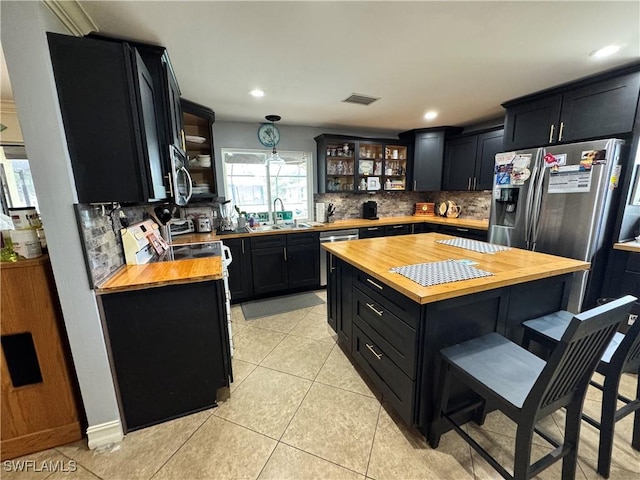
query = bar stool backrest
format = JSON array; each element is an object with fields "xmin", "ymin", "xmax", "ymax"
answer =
[
  {"xmin": 526, "ymin": 295, "xmax": 636, "ymax": 418},
  {"xmin": 611, "ymin": 309, "xmax": 640, "ymax": 375}
]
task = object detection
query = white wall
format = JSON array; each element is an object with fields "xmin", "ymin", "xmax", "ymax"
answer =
[
  {"xmin": 1, "ymin": 1, "xmax": 122, "ymax": 439},
  {"xmin": 0, "ymin": 101, "xmax": 24, "ymax": 144}
]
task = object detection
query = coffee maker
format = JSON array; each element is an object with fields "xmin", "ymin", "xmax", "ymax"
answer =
[{"xmin": 362, "ymin": 201, "xmax": 378, "ymax": 220}]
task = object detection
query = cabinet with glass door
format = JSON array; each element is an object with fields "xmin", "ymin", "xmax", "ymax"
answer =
[
  {"xmin": 382, "ymin": 144, "xmax": 408, "ymax": 191},
  {"xmin": 323, "ymin": 141, "xmax": 356, "ymax": 193},
  {"xmin": 357, "ymin": 142, "xmax": 408, "ymax": 192}
]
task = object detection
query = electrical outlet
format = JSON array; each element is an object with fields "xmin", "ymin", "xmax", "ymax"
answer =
[{"xmin": 628, "ymin": 314, "xmax": 637, "ymax": 326}]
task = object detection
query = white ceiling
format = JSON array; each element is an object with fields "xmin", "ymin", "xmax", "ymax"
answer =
[{"xmin": 4, "ymin": 1, "xmax": 640, "ymax": 132}]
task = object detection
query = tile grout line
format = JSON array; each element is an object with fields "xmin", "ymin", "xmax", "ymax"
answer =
[
  {"xmin": 364, "ymin": 401, "xmax": 383, "ymax": 479},
  {"xmin": 53, "ymin": 446, "xmax": 105, "ymax": 480},
  {"xmin": 146, "ymin": 409, "xmax": 216, "ymax": 480}
]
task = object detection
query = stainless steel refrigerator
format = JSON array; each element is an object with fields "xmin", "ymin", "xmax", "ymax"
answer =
[{"xmin": 489, "ymin": 138, "xmax": 626, "ymax": 313}]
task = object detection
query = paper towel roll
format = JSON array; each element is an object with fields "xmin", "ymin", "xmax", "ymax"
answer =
[{"xmin": 315, "ymin": 203, "xmax": 326, "ymax": 223}]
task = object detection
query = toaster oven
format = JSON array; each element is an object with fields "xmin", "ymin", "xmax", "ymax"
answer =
[{"xmin": 168, "ymin": 218, "xmax": 194, "ymax": 236}]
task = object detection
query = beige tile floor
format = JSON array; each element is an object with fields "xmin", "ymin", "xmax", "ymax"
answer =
[{"xmin": 5, "ymin": 291, "xmax": 639, "ymax": 479}]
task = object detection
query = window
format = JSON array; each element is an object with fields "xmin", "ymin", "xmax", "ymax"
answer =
[
  {"xmin": 222, "ymin": 149, "xmax": 312, "ymax": 222},
  {"xmin": 0, "ymin": 145, "xmax": 39, "ymax": 213}
]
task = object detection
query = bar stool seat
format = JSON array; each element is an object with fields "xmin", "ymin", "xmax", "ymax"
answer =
[{"xmin": 522, "ymin": 305, "xmax": 640, "ymax": 478}]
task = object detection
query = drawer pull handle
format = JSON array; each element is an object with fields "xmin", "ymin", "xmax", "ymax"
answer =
[
  {"xmin": 392, "ymin": 225, "xmax": 403, "ymax": 229},
  {"xmin": 367, "ymin": 227, "xmax": 379, "ymax": 231},
  {"xmin": 366, "ymin": 343, "xmax": 383, "ymax": 360},
  {"xmin": 366, "ymin": 278, "xmax": 383, "ymax": 290},
  {"xmin": 366, "ymin": 303, "xmax": 383, "ymax": 316}
]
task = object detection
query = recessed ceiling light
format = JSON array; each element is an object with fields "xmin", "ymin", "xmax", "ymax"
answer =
[
  {"xmin": 249, "ymin": 89, "xmax": 265, "ymax": 97},
  {"xmin": 590, "ymin": 45, "xmax": 621, "ymax": 58},
  {"xmin": 424, "ymin": 111, "xmax": 438, "ymax": 121}
]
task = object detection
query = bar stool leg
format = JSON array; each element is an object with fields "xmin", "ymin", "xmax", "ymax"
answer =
[
  {"xmin": 513, "ymin": 421, "xmax": 534, "ymax": 480},
  {"xmin": 562, "ymin": 397, "xmax": 583, "ymax": 480},
  {"xmin": 632, "ymin": 370, "xmax": 640, "ymax": 451},
  {"xmin": 597, "ymin": 373, "xmax": 620, "ymax": 478},
  {"xmin": 429, "ymin": 360, "xmax": 452, "ymax": 449}
]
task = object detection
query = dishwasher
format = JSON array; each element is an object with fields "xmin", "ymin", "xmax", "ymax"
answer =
[{"xmin": 319, "ymin": 229, "xmax": 359, "ymax": 286}]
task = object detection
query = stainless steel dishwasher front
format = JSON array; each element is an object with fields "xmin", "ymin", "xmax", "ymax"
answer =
[{"xmin": 319, "ymin": 229, "xmax": 359, "ymax": 286}]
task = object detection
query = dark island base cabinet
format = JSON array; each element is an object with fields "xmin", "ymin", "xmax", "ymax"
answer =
[
  {"xmin": 327, "ymin": 257, "xmax": 572, "ymax": 432},
  {"xmin": 100, "ymin": 280, "xmax": 231, "ymax": 432}
]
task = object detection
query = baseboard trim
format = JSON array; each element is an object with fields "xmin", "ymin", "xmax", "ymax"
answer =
[
  {"xmin": 86, "ymin": 420, "xmax": 123, "ymax": 450},
  {"xmin": 1, "ymin": 422, "xmax": 83, "ymax": 460}
]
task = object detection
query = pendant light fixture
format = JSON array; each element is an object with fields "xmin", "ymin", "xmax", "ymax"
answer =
[{"xmin": 265, "ymin": 114, "xmax": 285, "ymax": 164}]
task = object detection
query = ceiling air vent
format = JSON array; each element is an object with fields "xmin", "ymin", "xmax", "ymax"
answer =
[{"xmin": 342, "ymin": 93, "xmax": 380, "ymax": 106}]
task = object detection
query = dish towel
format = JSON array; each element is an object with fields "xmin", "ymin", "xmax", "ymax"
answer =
[
  {"xmin": 391, "ymin": 259, "xmax": 493, "ymax": 287},
  {"xmin": 436, "ymin": 238, "xmax": 511, "ymax": 254}
]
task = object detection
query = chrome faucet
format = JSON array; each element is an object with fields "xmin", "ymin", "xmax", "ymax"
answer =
[{"xmin": 273, "ymin": 197, "xmax": 285, "ymax": 224}]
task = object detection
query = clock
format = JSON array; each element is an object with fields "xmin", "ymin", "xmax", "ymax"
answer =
[{"xmin": 258, "ymin": 123, "xmax": 280, "ymax": 147}]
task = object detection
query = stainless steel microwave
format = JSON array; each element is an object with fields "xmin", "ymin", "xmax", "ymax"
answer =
[{"xmin": 168, "ymin": 145, "xmax": 192, "ymax": 206}]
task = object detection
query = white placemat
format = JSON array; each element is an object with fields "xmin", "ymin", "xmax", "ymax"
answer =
[
  {"xmin": 390, "ymin": 259, "xmax": 493, "ymax": 287},
  {"xmin": 436, "ymin": 238, "xmax": 511, "ymax": 254}
]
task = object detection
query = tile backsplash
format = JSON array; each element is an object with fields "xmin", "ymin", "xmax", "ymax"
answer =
[
  {"xmin": 314, "ymin": 190, "xmax": 491, "ymax": 220},
  {"xmin": 75, "ymin": 204, "xmax": 145, "ymax": 287}
]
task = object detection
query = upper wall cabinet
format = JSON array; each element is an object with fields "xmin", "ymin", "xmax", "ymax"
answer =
[
  {"xmin": 398, "ymin": 127, "xmax": 462, "ymax": 191},
  {"xmin": 443, "ymin": 128, "xmax": 504, "ymax": 191},
  {"xmin": 315, "ymin": 135, "xmax": 410, "ymax": 194},
  {"xmin": 48, "ymin": 33, "xmax": 177, "ymax": 204},
  {"xmin": 181, "ymin": 98, "xmax": 217, "ymax": 200},
  {"xmin": 503, "ymin": 66, "xmax": 640, "ymax": 150}
]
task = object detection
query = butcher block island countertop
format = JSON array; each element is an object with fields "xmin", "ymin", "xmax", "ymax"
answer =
[
  {"xmin": 323, "ymin": 232, "xmax": 589, "ymax": 305},
  {"xmin": 96, "ymin": 257, "xmax": 224, "ymax": 294}
]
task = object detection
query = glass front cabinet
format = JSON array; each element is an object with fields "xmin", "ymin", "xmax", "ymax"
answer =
[{"xmin": 315, "ymin": 135, "xmax": 409, "ymax": 194}]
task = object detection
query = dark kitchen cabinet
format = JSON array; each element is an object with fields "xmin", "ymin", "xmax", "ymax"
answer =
[
  {"xmin": 48, "ymin": 33, "xmax": 169, "ymax": 204},
  {"xmin": 314, "ymin": 135, "xmax": 410, "ymax": 193},
  {"xmin": 250, "ymin": 233, "xmax": 320, "ymax": 296},
  {"xmin": 503, "ymin": 67, "xmax": 640, "ymax": 150},
  {"xmin": 182, "ymin": 99, "xmax": 217, "ymax": 201},
  {"xmin": 384, "ymin": 224, "xmax": 412, "ymax": 236},
  {"xmin": 327, "ymin": 257, "xmax": 354, "ymax": 351},
  {"xmin": 222, "ymin": 238, "xmax": 253, "ymax": 302},
  {"xmin": 359, "ymin": 226, "xmax": 385, "ymax": 238},
  {"xmin": 399, "ymin": 127, "xmax": 462, "ymax": 192},
  {"xmin": 251, "ymin": 235, "xmax": 289, "ymax": 296},
  {"xmin": 100, "ymin": 280, "xmax": 231, "ymax": 432},
  {"xmin": 287, "ymin": 233, "xmax": 320, "ymax": 289},
  {"xmin": 443, "ymin": 129, "xmax": 504, "ymax": 191},
  {"xmin": 440, "ymin": 225, "xmax": 487, "ymax": 241}
]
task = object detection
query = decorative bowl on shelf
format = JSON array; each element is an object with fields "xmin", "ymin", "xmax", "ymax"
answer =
[{"xmin": 185, "ymin": 135, "xmax": 206, "ymax": 144}]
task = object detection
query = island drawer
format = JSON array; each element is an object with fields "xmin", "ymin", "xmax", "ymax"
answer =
[
  {"xmin": 354, "ymin": 272, "xmax": 420, "ymax": 328},
  {"xmin": 352, "ymin": 323, "xmax": 414, "ymax": 425},
  {"xmin": 353, "ymin": 287, "xmax": 417, "ymax": 378}
]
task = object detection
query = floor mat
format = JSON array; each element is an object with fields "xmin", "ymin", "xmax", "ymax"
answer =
[{"xmin": 241, "ymin": 292, "xmax": 325, "ymax": 320}]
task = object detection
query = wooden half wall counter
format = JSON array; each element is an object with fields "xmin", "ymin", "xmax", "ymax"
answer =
[{"xmin": 1, "ymin": 256, "xmax": 84, "ymax": 460}]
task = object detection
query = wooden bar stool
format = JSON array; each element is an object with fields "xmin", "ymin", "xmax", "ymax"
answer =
[
  {"xmin": 522, "ymin": 298, "xmax": 640, "ymax": 478},
  {"xmin": 428, "ymin": 295, "xmax": 636, "ymax": 480}
]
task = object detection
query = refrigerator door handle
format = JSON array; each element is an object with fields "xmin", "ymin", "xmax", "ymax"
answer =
[{"xmin": 530, "ymin": 149, "xmax": 547, "ymax": 250}]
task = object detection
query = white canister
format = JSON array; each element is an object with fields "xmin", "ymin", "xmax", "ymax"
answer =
[
  {"xmin": 10, "ymin": 228, "xmax": 42, "ymax": 259},
  {"xmin": 315, "ymin": 203, "xmax": 326, "ymax": 223},
  {"xmin": 9, "ymin": 207, "xmax": 41, "ymax": 229}
]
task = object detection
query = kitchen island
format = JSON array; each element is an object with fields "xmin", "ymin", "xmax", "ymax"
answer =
[{"xmin": 322, "ymin": 232, "xmax": 589, "ymax": 436}]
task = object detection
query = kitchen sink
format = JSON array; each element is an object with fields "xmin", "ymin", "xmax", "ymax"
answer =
[{"xmin": 248, "ymin": 223, "xmax": 312, "ymax": 232}]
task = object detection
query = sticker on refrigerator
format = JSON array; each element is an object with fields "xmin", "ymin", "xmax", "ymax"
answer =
[
  {"xmin": 548, "ymin": 165, "xmax": 592, "ymax": 193},
  {"xmin": 543, "ymin": 153, "xmax": 566, "ymax": 169},
  {"xmin": 581, "ymin": 149, "xmax": 607, "ymax": 168},
  {"xmin": 495, "ymin": 152, "xmax": 516, "ymax": 166},
  {"xmin": 495, "ymin": 163, "xmax": 512, "ymax": 185},
  {"xmin": 609, "ymin": 165, "xmax": 621, "ymax": 190}
]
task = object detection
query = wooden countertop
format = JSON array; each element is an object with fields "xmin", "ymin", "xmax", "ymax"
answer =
[
  {"xmin": 96, "ymin": 257, "xmax": 224, "ymax": 294},
  {"xmin": 171, "ymin": 216, "xmax": 489, "ymax": 244},
  {"xmin": 613, "ymin": 241, "xmax": 640, "ymax": 253},
  {"xmin": 323, "ymin": 233, "xmax": 589, "ymax": 305}
]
